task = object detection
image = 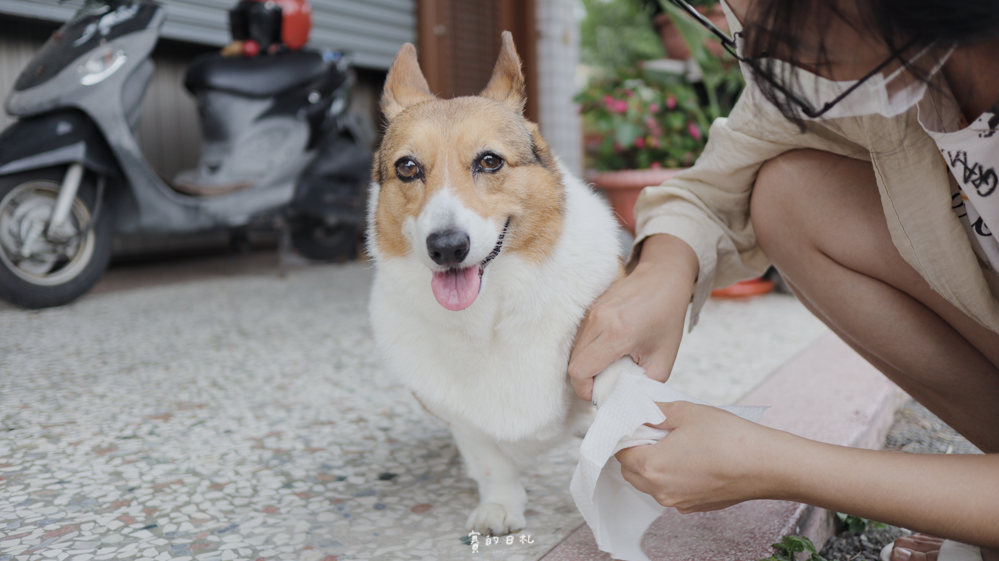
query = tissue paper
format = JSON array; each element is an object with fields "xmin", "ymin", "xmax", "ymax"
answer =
[{"xmin": 570, "ymin": 359, "xmax": 767, "ymax": 561}]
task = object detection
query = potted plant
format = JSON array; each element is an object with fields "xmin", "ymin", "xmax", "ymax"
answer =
[
  {"xmin": 579, "ymin": 0, "xmax": 744, "ymax": 232},
  {"xmin": 577, "ymin": 69, "xmax": 710, "ymax": 233},
  {"xmin": 643, "ymin": 0, "xmax": 728, "ymax": 60},
  {"xmin": 579, "ymin": 1, "xmax": 768, "ymax": 296}
]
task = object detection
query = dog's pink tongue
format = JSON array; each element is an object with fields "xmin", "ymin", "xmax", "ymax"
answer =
[{"xmin": 431, "ymin": 267, "xmax": 480, "ymax": 311}]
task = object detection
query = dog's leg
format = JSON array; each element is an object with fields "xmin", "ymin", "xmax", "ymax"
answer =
[{"xmin": 450, "ymin": 424, "xmax": 527, "ymax": 535}]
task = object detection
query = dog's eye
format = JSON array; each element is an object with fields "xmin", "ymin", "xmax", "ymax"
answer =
[
  {"xmin": 395, "ymin": 157, "xmax": 422, "ymax": 182},
  {"xmin": 476, "ymin": 153, "xmax": 504, "ymax": 173}
]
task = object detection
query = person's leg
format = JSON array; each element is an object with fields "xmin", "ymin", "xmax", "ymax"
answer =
[
  {"xmin": 750, "ymin": 149, "xmax": 999, "ymax": 560},
  {"xmin": 751, "ymin": 149, "xmax": 999, "ymax": 452}
]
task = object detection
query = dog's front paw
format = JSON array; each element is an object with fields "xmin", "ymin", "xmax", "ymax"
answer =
[{"xmin": 466, "ymin": 503, "xmax": 526, "ymax": 536}]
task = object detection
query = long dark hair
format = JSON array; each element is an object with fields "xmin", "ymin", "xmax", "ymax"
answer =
[{"xmin": 740, "ymin": 0, "xmax": 999, "ymax": 123}]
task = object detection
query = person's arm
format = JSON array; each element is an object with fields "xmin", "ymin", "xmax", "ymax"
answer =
[
  {"xmin": 568, "ymin": 234, "xmax": 698, "ymax": 401},
  {"xmin": 568, "ymin": 86, "xmax": 864, "ymax": 401},
  {"xmin": 616, "ymin": 401, "xmax": 999, "ymax": 548}
]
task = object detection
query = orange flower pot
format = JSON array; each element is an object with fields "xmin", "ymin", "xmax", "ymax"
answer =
[{"xmin": 589, "ymin": 168, "xmax": 681, "ymax": 235}]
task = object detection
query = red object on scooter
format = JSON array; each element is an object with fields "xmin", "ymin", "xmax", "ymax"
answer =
[
  {"xmin": 241, "ymin": 39, "xmax": 260, "ymax": 57},
  {"xmin": 274, "ymin": 0, "xmax": 312, "ymax": 50},
  {"xmin": 229, "ymin": 0, "xmax": 312, "ymax": 52}
]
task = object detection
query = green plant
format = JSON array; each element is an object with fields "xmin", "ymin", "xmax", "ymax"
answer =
[
  {"xmin": 580, "ymin": 0, "xmax": 665, "ymax": 71},
  {"xmin": 658, "ymin": 0, "xmax": 744, "ymax": 121},
  {"xmin": 758, "ymin": 535, "xmax": 829, "ymax": 561},
  {"xmin": 640, "ymin": 0, "xmax": 716, "ymax": 11},
  {"xmin": 836, "ymin": 513, "xmax": 889, "ymax": 535},
  {"xmin": 577, "ymin": 0, "xmax": 745, "ymax": 171},
  {"xmin": 576, "ymin": 68, "xmax": 709, "ymax": 170}
]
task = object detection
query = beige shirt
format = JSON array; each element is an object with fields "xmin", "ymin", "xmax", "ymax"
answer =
[{"xmin": 631, "ymin": 85, "xmax": 999, "ymax": 333}]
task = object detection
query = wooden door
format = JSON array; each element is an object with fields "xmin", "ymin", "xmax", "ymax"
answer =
[{"xmin": 417, "ymin": 0, "xmax": 538, "ymax": 122}]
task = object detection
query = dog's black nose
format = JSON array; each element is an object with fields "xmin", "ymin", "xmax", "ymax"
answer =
[{"xmin": 427, "ymin": 230, "xmax": 470, "ymax": 265}]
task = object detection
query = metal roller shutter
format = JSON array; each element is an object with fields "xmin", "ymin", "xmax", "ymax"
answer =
[{"xmin": 0, "ymin": 0, "xmax": 415, "ymax": 69}]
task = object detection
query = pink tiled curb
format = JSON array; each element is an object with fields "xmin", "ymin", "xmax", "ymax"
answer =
[{"xmin": 543, "ymin": 332, "xmax": 908, "ymax": 561}]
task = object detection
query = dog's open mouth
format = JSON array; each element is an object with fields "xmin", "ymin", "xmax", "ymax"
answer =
[{"xmin": 430, "ymin": 219, "xmax": 509, "ymax": 311}]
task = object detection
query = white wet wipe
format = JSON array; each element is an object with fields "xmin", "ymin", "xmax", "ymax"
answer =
[{"xmin": 570, "ymin": 358, "xmax": 767, "ymax": 561}]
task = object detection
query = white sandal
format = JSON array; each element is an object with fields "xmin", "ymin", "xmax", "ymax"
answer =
[{"xmin": 880, "ymin": 539, "xmax": 983, "ymax": 561}]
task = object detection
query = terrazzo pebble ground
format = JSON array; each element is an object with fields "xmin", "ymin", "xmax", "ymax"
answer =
[{"xmin": 0, "ymin": 259, "xmax": 828, "ymax": 561}]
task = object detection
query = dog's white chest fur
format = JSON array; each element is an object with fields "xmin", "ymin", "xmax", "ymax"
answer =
[{"xmin": 369, "ymin": 168, "xmax": 621, "ymax": 444}]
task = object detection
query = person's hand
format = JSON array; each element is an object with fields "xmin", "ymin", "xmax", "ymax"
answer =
[
  {"xmin": 615, "ymin": 401, "xmax": 789, "ymax": 513},
  {"xmin": 568, "ymin": 234, "xmax": 698, "ymax": 401}
]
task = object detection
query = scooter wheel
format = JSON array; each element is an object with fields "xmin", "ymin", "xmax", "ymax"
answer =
[
  {"xmin": 290, "ymin": 219, "xmax": 361, "ymax": 263},
  {"xmin": 0, "ymin": 167, "xmax": 113, "ymax": 309}
]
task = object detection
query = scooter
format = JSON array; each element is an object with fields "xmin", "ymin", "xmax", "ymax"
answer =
[{"xmin": 0, "ymin": 0, "xmax": 372, "ymax": 309}]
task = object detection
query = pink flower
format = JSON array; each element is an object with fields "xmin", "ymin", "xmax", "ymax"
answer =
[
  {"xmin": 614, "ymin": 100, "xmax": 628, "ymax": 114},
  {"xmin": 650, "ymin": 161, "xmax": 663, "ymax": 169},
  {"xmin": 625, "ymin": 89, "xmax": 634, "ymax": 97},
  {"xmin": 649, "ymin": 103, "xmax": 660, "ymax": 113},
  {"xmin": 645, "ymin": 116, "xmax": 657, "ymax": 128},
  {"xmin": 603, "ymin": 95, "xmax": 615, "ymax": 108},
  {"xmin": 687, "ymin": 123, "xmax": 702, "ymax": 141},
  {"xmin": 634, "ymin": 136, "xmax": 646, "ymax": 149},
  {"xmin": 666, "ymin": 95, "xmax": 677, "ymax": 110}
]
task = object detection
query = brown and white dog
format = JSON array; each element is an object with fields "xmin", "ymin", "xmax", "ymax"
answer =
[{"xmin": 367, "ymin": 33, "xmax": 622, "ymax": 535}]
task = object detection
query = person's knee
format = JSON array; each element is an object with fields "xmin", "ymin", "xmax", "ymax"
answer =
[
  {"xmin": 749, "ymin": 150, "xmax": 893, "ymax": 269},
  {"xmin": 752, "ymin": 150, "xmax": 821, "ymax": 262}
]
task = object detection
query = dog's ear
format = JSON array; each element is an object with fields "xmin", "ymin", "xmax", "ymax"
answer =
[
  {"xmin": 525, "ymin": 121, "xmax": 556, "ymax": 170},
  {"xmin": 381, "ymin": 43, "xmax": 436, "ymax": 121},
  {"xmin": 479, "ymin": 31, "xmax": 526, "ymax": 114}
]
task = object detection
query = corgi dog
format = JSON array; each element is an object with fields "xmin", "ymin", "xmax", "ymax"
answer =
[{"xmin": 367, "ymin": 32, "xmax": 622, "ymax": 535}]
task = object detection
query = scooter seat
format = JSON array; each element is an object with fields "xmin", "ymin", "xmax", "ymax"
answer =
[{"xmin": 184, "ymin": 51, "xmax": 327, "ymax": 98}]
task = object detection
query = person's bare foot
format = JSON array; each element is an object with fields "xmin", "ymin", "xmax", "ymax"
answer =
[{"xmin": 887, "ymin": 534, "xmax": 999, "ymax": 561}]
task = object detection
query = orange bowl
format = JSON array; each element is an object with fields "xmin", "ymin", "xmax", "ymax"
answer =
[{"xmin": 710, "ymin": 278, "xmax": 776, "ymax": 298}]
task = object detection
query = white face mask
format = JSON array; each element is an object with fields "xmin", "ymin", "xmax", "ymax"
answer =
[{"xmin": 718, "ymin": 0, "xmax": 954, "ymax": 120}]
